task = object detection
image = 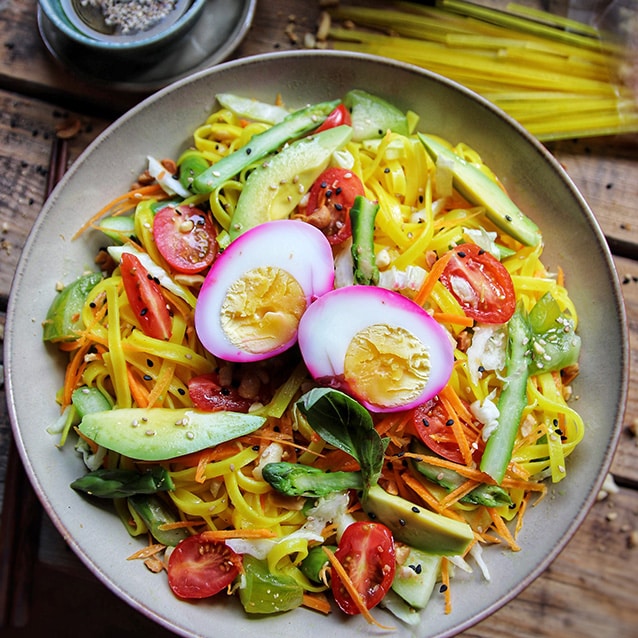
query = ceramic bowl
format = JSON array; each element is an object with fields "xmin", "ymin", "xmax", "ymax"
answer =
[
  {"xmin": 5, "ymin": 51, "xmax": 627, "ymax": 638},
  {"xmin": 38, "ymin": 0, "xmax": 206, "ymax": 64}
]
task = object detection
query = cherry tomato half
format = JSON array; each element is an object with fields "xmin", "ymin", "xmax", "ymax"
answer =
[
  {"xmin": 411, "ymin": 398, "xmax": 466, "ymax": 464},
  {"xmin": 120, "ymin": 252, "xmax": 172, "ymax": 341},
  {"xmin": 168, "ymin": 533, "xmax": 242, "ymax": 599},
  {"xmin": 153, "ymin": 204, "xmax": 217, "ymax": 274},
  {"xmin": 439, "ymin": 243, "xmax": 516, "ymax": 324},
  {"xmin": 315, "ymin": 103, "xmax": 352, "ymax": 133},
  {"xmin": 188, "ymin": 373, "xmax": 252, "ymax": 413},
  {"xmin": 331, "ymin": 521, "xmax": 396, "ymax": 615},
  {"xmin": 302, "ymin": 167, "xmax": 365, "ymax": 245}
]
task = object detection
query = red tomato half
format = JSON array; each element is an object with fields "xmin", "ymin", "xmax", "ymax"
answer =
[
  {"xmin": 302, "ymin": 167, "xmax": 365, "ymax": 245},
  {"xmin": 439, "ymin": 243, "xmax": 516, "ymax": 324},
  {"xmin": 331, "ymin": 521, "xmax": 396, "ymax": 615},
  {"xmin": 168, "ymin": 533, "xmax": 242, "ymax": 599},
  {"xmin": 120, "ymin": 252, "xmax": 172, "ymax": 340},
  {"xmin": 411, "ymin": 398, "xmax": 465, "ymax": 463},
  {"xmin": 315, "ymin": 103, "xmax": 352, "ymax": 133},
  {"xmin": 153, "ymin": 204, "xmax": 217, "ymax": 274},
  {"xmin": 188, "ymin": 373, "xmax": 252, "ymax": 413}
]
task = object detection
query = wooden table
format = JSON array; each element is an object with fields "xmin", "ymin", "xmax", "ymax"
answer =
[{"xmin": 0, "ymin": 1, "xmax": 636, "ymax": 637}]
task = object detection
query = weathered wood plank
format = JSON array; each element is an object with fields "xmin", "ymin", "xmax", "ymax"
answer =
[{"xmin": 0, "ymin": 90, "xmax": 109, "ymax": 299}]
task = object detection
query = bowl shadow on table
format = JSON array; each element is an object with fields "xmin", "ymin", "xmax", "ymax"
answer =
[{"xmin": 3, "ymin": 517, "xmax": 179, "ymax": 638}]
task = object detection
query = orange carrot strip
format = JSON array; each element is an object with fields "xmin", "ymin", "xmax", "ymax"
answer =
[
  {"xmin": 127, "ymin": 366, "xmax": 150, "ymax": 408},
  {"xmin": 432, "ymin": 312, "xmax": 474, "ymax": 327},
  {"xmin": 438, "ymin": 479, "xmax": 480, "ymax": 510},
  {"xmin": 322, "ymin": 547, "xmax": 394, "ymax": 630},
  {"xmin": 62, "ymin": 341, "xmax": 91, "ymax": 407},
  {"xmin": 127, "ymin": 543, "xmax": 166, "ymax": 560},
  {"xmin": 487, "ymin": 507, "xmax": 521, "ymax": 551},
  {"xmin": 302, "ymin": 593, "xmax": 332, "ymax": 615},
  {"xmin": 514, "ymin": 492, "xmax": 531, "ymax": 538},
  {"xmin": 201, "ymin": 529, "xmax": 277, "ymax": 541},
  {"xmin": 72, "ymin": 183, "xmax": 166, "ymax": 239},
  {"xmin": 438, "ymin": 390, "xmax": 473, "ymax": 467},
  {"xmin": 401, "ymin": 452, "xmax": 492, "ymax": 483},
  {"xmin": 401, "ymin": 473, "xmax": 443, "ymax": 514},
  {"xmin": 413, "ymin": 251, "xmax": 453, "ymax": 306},
  {"xmin": 195, "ymin": 448, "xmax": 218, "ymax": 484},
  {"xmin": 440, "ymin": 558, "xmax": 452, "ymax": 614}
]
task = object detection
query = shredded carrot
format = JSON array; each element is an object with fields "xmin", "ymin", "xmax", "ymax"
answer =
[
  {"xmin": 413, "ymin": 251, "xmax": 453, "ymax": 306},
  {"xmin": 487, "ymin": 507, "xmax": 521, "ymax": 551},
  {"xmin": 438, "ymin": 479, "xmax": 480, "ymax": 510},
  {"xmin": 127, "ymin": 543, "xmax": 166, "ymax": 560},
  {"xmin": 402, "ymin": 451, "xmax": 492, "ymax": 483},
  {"xmin": 438, "ymin": 390, "xmax": 473, "ymax": 466},
  {"xmin": 72, "ymin": 183, "xmax": 166, "ymax": 239},
  {"xmin": 440, "ymin": 558, "xmax": 452, "ymax": 614},
  {"xmin": 195, "ymin": 448, "xmax": 218, "ymax": 484},
  {"xmin": 322, "ymin": 547, "xmax": 394, "ymax": 630},
  {"xmin": 514, "ymin": 492, "xmax": 531, "ymax": 538},
  {"xmin": 302, "ymin": 592, "xmax": 332, "ymax": 615},
  {"xmin": 61, "ymin": 341, "xmax": 94, "ymax": 407},
  {"xmin": 201, "ymin": 529, "xmax": 277, "ymax": 541},
  {"xmin": 127, "ymin": 366, "xmax": 150, "ymax": 408},
  {"xmin": 432, "ymin": 312, "xmax": 474, "ymax": 327}
]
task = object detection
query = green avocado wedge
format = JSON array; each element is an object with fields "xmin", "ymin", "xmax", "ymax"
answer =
[
  {"xmin": 228, "ymin": 124, "xmax": 353, "ymax": 240},
  {"xmin": 78, "ymin": 408, "xmax": 266, "ymax": 461},
  {"xmin": 363, "ymin": 484, "xmax": 474, "ymax": 555},
  {"xmin": 418, "ymin": 133, "xmax": 542, "ymax": 247}
]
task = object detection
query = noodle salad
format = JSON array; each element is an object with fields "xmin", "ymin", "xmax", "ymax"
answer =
[{"xmin": 43, "ymin": 89, "xmax": 584, "ymax": 627}]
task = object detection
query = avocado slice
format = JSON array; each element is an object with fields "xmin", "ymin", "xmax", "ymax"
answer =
[
  {"xmin": 42, "ymin": 272, "xmax": 103, "ymax": 343},
  {"xmin": 363, "ymin": 485, "xmax": 474, "ymax": 555},
  {"xmin": 79, "ymin": 408, "xmax": 266, "ymax": 461},
  {"xmin": 228, "ymin": 124, "xmax": 353, "ymax": 240},
  {"xmin": 392, "ymin": 545, "xmax": 441, "ymax": 610},
  {"xmin": 192, "ymin": 99, "xmax": 340, "ymax": 194},
  {"xmin": 418, "ymin": 133, "xmax": 542, "ymax": 247},
  {"xmin": 344, "ymin": 89, "xmax": 409, "ymax": 141}
]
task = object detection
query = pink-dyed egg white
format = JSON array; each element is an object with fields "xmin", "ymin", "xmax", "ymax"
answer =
[
  {"xmin": 195, "ymin": 220, "xmax": 335, "ymax": 362},
  {"xmin": 298, "ymin": 285, "xmax": 454, "ymax": 412}
]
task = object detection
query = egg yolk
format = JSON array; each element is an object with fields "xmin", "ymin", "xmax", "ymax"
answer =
[
  {"xmin": 343, "ymin": 324, "xmax": 431, "ymax": 408},
  {"xmin": 220, "ymin": 266, "xmax": 306, "ymax": 354}
]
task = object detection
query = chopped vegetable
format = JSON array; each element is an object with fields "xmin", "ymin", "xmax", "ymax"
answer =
[
  {"xmin": 480, "ymin": 306, "xmax": 533, "ymax": 483},
  {"xmin": 262, "ymin": 461, "xmax": 363, "ymax": 497}
]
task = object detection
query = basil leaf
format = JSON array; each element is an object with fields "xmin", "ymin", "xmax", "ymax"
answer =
[{"xmin": 296, "ymin": 388, "xmax": 387, "ymax": 495}]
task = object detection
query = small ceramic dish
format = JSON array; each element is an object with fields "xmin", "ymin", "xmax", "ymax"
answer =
[{"xmin": 38, "ymin": 0, "xmax": 206, "ymax": 64}]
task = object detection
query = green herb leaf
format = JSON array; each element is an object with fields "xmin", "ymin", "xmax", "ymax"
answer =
[{"xmin": 296, "ymin": 388, "xmax": 387, "ymax": 495}]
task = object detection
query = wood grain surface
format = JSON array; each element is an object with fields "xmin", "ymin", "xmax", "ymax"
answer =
[{"xmin": 0, "ymin": 1, "xmax": 636, "ymax": 637}]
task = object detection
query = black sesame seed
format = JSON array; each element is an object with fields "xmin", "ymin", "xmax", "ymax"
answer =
[
  {"xmin": 143, "ymin": 374, "xmax": 152, "ymax": 381},
  {"xmin": 457, "ymin": 251, "xmax": 466, "ymax": 258},
  {"xmin": 439, "ymin": 584, "xmax": 448, "ymax": 593},
  {"xmin": 505, "ymin": 214, "xmax": 513, "ymax": 222},
  {"xmin": 220, "ymin": 388, "xmax": 230, "ymax": 396},
  {"xmin": 245, "ymin": 147, "xmax": 252, "ymax": 155},
  {"xmin": 422, "ymin": 418, "xmax": 430, "ymax": 427},
  {"xmin": 335, "ymin": 187, "xmax": 342, "ymax": 195},
  {"xmin": 140, "ymin": 308, "xmax": 148, "ymax": 316},
  {"xmin": 252, "ymin": 445, "xmax": 260, "ymax": 451},
  {"xmin": 178, "ymin": 388, "xmax": 186, "ymax": 395},
  {"xmin": 384, "ymin": 167, "xmax": 390, "ymax": 173},
  {"xmin": 335, "ymin": 203, "xmax": 343, "ymax": 211},
  {"xmin": 147, "ymin": 359, "xmax": 154, "ymax": 367},
  {"xmin": 368, "ymin": 511, "xmax": 377, "ymax": 520},
  {"xmin": 411, "ymin": 506, "xmax": 420, "ymax": 513},
  {"xmin": 446, "ymin": 419, "xmax": 455, "ymax": 427},
  {"xmin": 399, "ymin": 518, "xmax": 406, "ymax": 526},
  {"xmin": 320, "ymin": 181, "xmax": 328, "ymax": 188}
]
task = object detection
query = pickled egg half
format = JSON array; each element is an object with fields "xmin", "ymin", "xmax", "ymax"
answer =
[
  {"xmin": 195, "ymin": 220, "xmax": 335, "ymax": 362},
  {"xmin": 298, "ymin": 286, "xmax": 454, "ymax": 412}
]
